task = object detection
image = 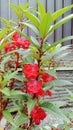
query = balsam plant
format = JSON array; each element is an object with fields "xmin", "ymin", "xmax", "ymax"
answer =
[{"xmin": 0, "ymin": 1, "xmax": 73, "ymax": 130}]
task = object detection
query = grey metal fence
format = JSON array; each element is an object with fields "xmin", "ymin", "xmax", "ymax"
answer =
[{"xmin": 0, "ymin": 0, "xmax": 73, "ymax": 45}]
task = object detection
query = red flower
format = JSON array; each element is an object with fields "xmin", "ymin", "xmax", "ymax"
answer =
[
  {"xmin": 46, "ymin": 90, "xmax": 53, "ymax": 96},
  {"xmin": 12, "ymin": 32, "xmax": 20, "ymax": 41},
  {"xmin": 35, "ymin": 89, "xmax": 45, "ymax": 97},
  {"xmin": 12, "ymin": 32, "xmax": 30, "ymax": 48},
  {"xmin": 12, "ymin": 38, "xmax": 22, "ymax": 47},
  {"xmin": 12, "ymin": 32, "xmax": 22, "ymax": 47},
  {"xmin": 26, "ymin": 80, "xmax": 43, "ymax": 94},
  {"xmin": 30, "ymin": 106, "xmax": 46, "ymax": 125},
  {"xmin": 56, "ymin": 128, "xmax": 60, "ymax": 130},
  {"xmin": 21, "ymin": 87, "xmax": 26, "ymax": 93},
  {"xmin": 41, "ymin": 73, "xmax": 56, "ymax": 83},
  {"xmin": 21, "ymin": 40, "xmax": 30, "ymax": 49},
  {"xmin": 24, "ymin": 64, "xmax": 38, "ymax": 79},
  {"xmin": 4, "ymin": 44, "xmax": 16, "ymax": 53}
]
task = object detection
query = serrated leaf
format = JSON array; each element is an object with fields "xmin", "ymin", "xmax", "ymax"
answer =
[
  {"xmin": 27, "ymin": 99, "xmax": 37, "ymax": 115},
  {"xmin": 55, "ymin": 52, "xmax": 71, "ymax": 61},
  {"xmin": 0, "ymin": 55, "xmax": 11, "ymax": 71},
  {"xmin": 29, "ymin": 53, "xmax": 39, "ymax": 60},
  {"xmin": 14, "ymin": 74, "xmax": 24, "ymax": 82},
  {"xmin": 0, "ymin": 87, "xmax": 11, "ymax": 96},
  {"xmin": 0, "ymin": 28, "xmax": 8, "ymax": 39},
  {"xmin": 24, "ymin": 23, "xmax": 40, "ymax": 35},
  {"xmin": 17, "ymin": 48, "xmax": 31, "ymax": 57},
  {"xmin": 68, "ymin": 96, "xmax": 73, "ymax": 100},
  {"xmin": 53, "ymin": 36, "xmax": 73, "ymax": 47},
  {"xmin": 39, "ymin": 12, "xmax": 52, "ymax": 37},
  {"xmin": 43, "ymin": 79, "xmax": 73, "ymax": 90},
  {"xmin": 44, "ymin": 36, "xmax": 73, "ymax": 52},
  {"xmin": 66, "ymin": 89, "xmax": 73, "ymax": 96},
  {"xmin": 41, "ymin": 102, "xmax": 69, "ymax": 122},
  {"xmin": 48, "ymin": 14, "xmax": 73, "ymax": 36},
  {"xmin": 55, "ymin": 79, "xmax": 73, "ymax": 86},
  {"xmin": 10, "ymin": 2, "xmax": 30, "ymax": 20},
  {"xmin": 29, "ymin": 46, "xmax": 38, "ymax": 53},
  {"xmin": 20, "ymin": 10, "xmax": 40, "ymax": 28},
  {"xmin": 8, "ymin": 107, "xmax": 21, "ymax": 113},
  {"xmin": 11, "ymin": 90, "xmax": 25, "ymax": 96},
  {"xmin": 15, "ymin": 114, "xmax": 28, "ymax": 127},
  {"xmin": 0, "ymin": 31, "xmax": 15, "ymax": 51},
  {"xmin": 53, "ymin": 101, "xmax": 67, "ymax": 107},
  {"xmin": 43, "ymin": 44, "xmax": 70, "ymax": 61},
  {"xmin": 3, "ymin": 110, "xmax": 15, "ymax": 126},
  {"xmin": 23, "ymin": 2, "xmax": 30, "ymax": 9},
  {"xmin": 53, "ymin": 4, "xmax": 73, "ymax": 21},
  {"xmin": 37, "ymin": 0, "xmax": 46, "ymax": 19},
  {"xmin": 30, "ymin": 36, "xmax": 40, "ymax": 49},
  {"xmin": 4, "ymin": 71, "xmax": 17, "ymax": 81}
]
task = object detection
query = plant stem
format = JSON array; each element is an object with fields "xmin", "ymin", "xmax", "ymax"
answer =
[{"xmin": 38, "ymin": 38, "xmax": 44, "ymax": 72}]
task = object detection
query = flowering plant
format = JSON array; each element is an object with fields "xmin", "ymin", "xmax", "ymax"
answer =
[{"xmin": 0, "ymin": 1, "xmax": 73, "ymax": 130}]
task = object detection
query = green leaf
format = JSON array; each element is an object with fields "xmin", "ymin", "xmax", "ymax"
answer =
[
  {"xmin": 68, "ymin": 96, "xmax": 73, "ymax": 100},
  {"xmin": 66, "ymin": 89, "xmax": 73, "ymax": 96},
  {"xmin": 0, "ymin": 17, "xmax": 8, "ymax": 25},
  {"xmin": 23, "ymin": 2, "xmax": 30, "ymax": 9},
  {"xmin": 43, "ymin": 44, "xmax": 70, "ymax": 61},
  {"xmin": 41, "ymin": 102, "xmax": 69, "ymax": 122},
  {"xmin": 29, "ymin": 46, "xmax": 38, "ymax": 53},
  {"xmin": 14, "ymin": 74, "xmax": 24, "ymax": 82},
  {"xmin": 30, "ymin": 36, "xmax": 40, "ymax": 49},
  {"xmin": 55, "ymin": 52, "xmax": 71, "ymax": 61},
  {"xmin": 69, "ymin": 112, "xmax": 73, "ymax": 119},
  {"xmin": 10, "ymin": 2, "xmax": 30, "ymax": 20},
  {"xmin": 44, "ymin": 36, "xmax": 73, "ymax": 52},
  {"xmin": 0, "ymin": 55, "xmax": 11, "ymax": 71},
  {"xmin": 8, "ymin": 107, "xmax": 21, "ymax": 113},
  {"xmin": 29, "ymin": 53, "xmax": 40, "ymax": 60},
  {"xmin": 37, "ymin": 0, "xmax": 46, "ymax": 19},
  {"xmin": 43, "ymin": 79, "xmax": 73, "ymax": 91},
  {"xmin": 24, "ymin": 56, "xmax": 34, "ymax": 64},
  {"xmin": 4, "ymin": 70, "xmax": 17, "ymax": 81},
  {"xmin": 24, "ymin": 23, "xmax": 40, "ymax": 35},
  {"xmin": 17, "ymin": 48, "xmax": 31, "ymax": 57},
  {"xmin": 0, "ymin": 28, "xmax": 8, "ymax": 39},
  {"xmin": 57, "ymin": 124, "xmax": 65, "ymax": 129},
  {"xmin": 52, "ymin": 36, "xmax": 73, "ymax": 47},
  {"xmin": 0, "ymin": 87, "xmax": 11, "ymax": 96},
  {"xmin": 27, "ymin": 99, "xmax": 37, "ymax": 115},
  {"xmin": 39, "ymin": 12, "xmax": 52, "ymax": 37},
  {"xmin": 12, "ymin": 8, "xmax": 21, "ymax": 19},
  {"xmin": 47, "ymin": 14, "xmax": 73, "ymax": 36},
  {"xmin": 11, "ymin": 90, "xmax": 25, "ymax": 96},
  {"xmin": 47, "ymin": 69, "xmax": 57, "ymax": 77},
  {"xmin": 1, "ymin": 71, "xmax": 17, "ymax": 88},
  {"xmin": 0, "ymin": 31, "xmax": 15, "ymax": 51},
  {"xmin": 20, "ymin": 10, "xmax": 40, "ymax": 28},
  {"xmin": 53, "ymin": 101, "xmax": 67, "ymax": 107},
  {"xmin": 52, "ymin": 4, "xmax": 73, "ymax": 21},
  {"xmin": 42, "ymin": 43, "xmax": 50, "ymax": 52},
  {"xmin": 54, "ymin": 79, "xmax": 73, "ymax": 86},
  {"xmin": 3, "ymin": 110, "xmax": 15, "ymax": 126},
  {"xmin": 15, "ymin": 114, "xmax": 29, "ymax": 127},
  {"xmin": 0, "ymin": 18, "xmax": 15, "ymax": 28}
]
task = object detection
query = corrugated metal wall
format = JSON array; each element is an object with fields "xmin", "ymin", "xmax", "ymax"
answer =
[{"xmin": 0, "ymin": 0, "xmax": 73, "ymax": 45}]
